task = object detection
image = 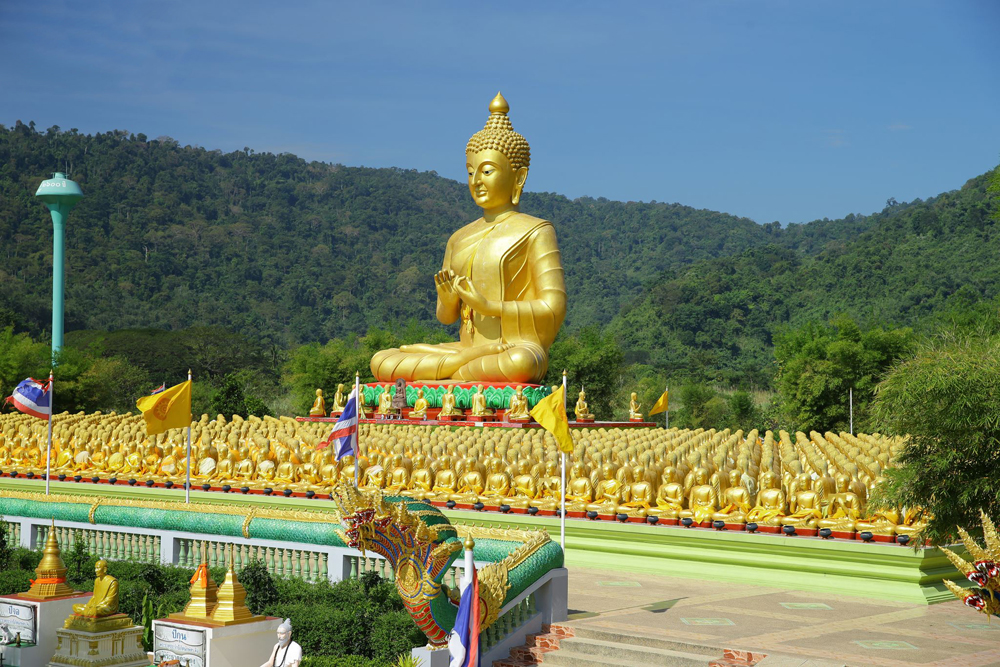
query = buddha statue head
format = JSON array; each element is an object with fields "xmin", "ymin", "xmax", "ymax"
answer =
[{"xmin": 466, "ymin": 92, "xmax": 530, "ymax": 214}]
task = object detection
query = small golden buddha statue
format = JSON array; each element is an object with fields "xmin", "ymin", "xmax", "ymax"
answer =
[
  {"xmin": 818, "ymin": 473, "xmax": 863, "ymax": 533},
  {"xmin": 713, "ymin": 469, "xmax": 752, "ymax": 525},
  {"xmin": 452, "ymin": 456, "xmax": 486, "ymax": 503},
  {"xmin": 409, "ymin": 389, "xmax": 429, "ymax": 420},
  {"xmin": 563, "ymin": 463, "xmax": 593, "ymax": 512},
  {"xmin": 587, "ymin": 463, "xmax": 625, "ymax": 513},
  {"xmin": 402, "ymin": 454, "xmax": 434, "ymax": 500},
  {"xmin": 510, "ymin": 460, "xmax": 540, "ymax": 509},
  {"xmin": 72, "ymin": 559, "xmax": 119, "ymax": 618},
  {"xmin": 481, "ymin": 459, "xmax": 514, "ymax": 505},
  {"xmin": 539, "ymin": 460, "xmax": 562, "ymax": 500},
  {"xmin": 428, "ymin": 455, "xmax": 459, "ymax": 502},
  {"xmin": 747, "ymin": 471, "xmax": 787, "ymax": 527},
  {"xmin": 471, "ymin": 386, "xmax": 494, "ymax": 417},
  {"xmin": 369, "ymin": 93, "xmax": 567, "ymax": 384},
  {"xmin": 628, "ymin": 393, "xmax": 642, "ymax": 421},
  {"xmin": 309, "ymin": 389, "xmax": 326, "ymax": 417},
  {"xmin": 439, "ymin": 385, "xmax": 461, "ymax": 418},
  {"xmin": 385, "ymin": 454, "xmax": 412, "ymax": 494},
  {"xmin": 331, "ymin": 384, "xmax": 347, "ymax": 414},
  {"xmin": 620, "ymin": 466, "xmax": 655, "ymax": 518},
  {"xmin": 575, "ymin": 390, "xmax": 594, "ymax": 421},
  {"xmin": 679, "ymin": 467, "xmax": 719, "ymax": 525},
  {"xmin": 647, "ymin": 467, "xmax": 685, "ymax": 520},
  {"xmin": 274, "ymin": 448, "xmax": 300, "ymax": 488},
  {"xmin": 506, "ymin": 386, "xmax": 530, "ymax": 421},
  {"xmin": 781, "ymin": 474, "xmax": 823, "ymax": 529}
]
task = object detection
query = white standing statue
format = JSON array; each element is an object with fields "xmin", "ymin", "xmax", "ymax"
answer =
[{"xmin": 260, "ymin": 618, "xmax": 302, "ymax": 667}]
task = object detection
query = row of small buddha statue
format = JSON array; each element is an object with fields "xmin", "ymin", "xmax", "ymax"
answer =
[
  {"xmin": 1, "ymin": 410, "xmax": 922, "ymax": 536},
  {"xmin": 309, "ymin": 383, "xmax": 641, "ymax": 422}
]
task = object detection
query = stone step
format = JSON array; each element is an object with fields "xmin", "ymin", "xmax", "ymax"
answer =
[
  {"xmin": 543, "ymin": 637, "xmax": 712, "ymax": 667},
  {"xmin": 568, "ymin": 624, "xmax": 720, "ymax": 656}
]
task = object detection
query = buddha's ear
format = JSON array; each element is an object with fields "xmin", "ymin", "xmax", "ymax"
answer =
[{"xmin": 511, "ymin": 166, "xmax": 529, "ymax": 205}]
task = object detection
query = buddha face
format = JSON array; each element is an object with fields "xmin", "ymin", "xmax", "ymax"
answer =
[
  {"xmin": 95, "ymin": 559, "xmax": 108, "ymax": 578},
  {"xmin": 466, "ymin": 149, "xmax": 527, "ymax": 212}
]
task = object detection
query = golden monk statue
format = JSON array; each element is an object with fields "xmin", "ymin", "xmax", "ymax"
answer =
[
  {"xmin": 438, "ymin": 385, "xmax": 461, "ymax": 418},
  {"xmin": 506, "ymin": 386, "xmax": 530, "ymax": 421},
  {"xmin": 309, "ymin": 389, "xmax": 326, "ymax": 417},
  {"xmin": 471, "ymin": 386, "xmax": 494, "ymax": 417},
  {"xmin": 574, "ymin": 390, "xmax": 594, "ymax": 421},
  {"xmin": 73, "ymin": 560, "xmax": 118, "ymax": 617},
  {"xmin": 331, "ymin": 384, "xmax": 347, "ymax": 414},
  {"xmin": 409, "ymin": 389, "xmax": 429, "ymax": 420},
  {"xmin": 628, "ymin": 393, "xmax": 643, "ymax": 421},
  {"xmin": 377, "ymin": 388, "xmax": 394, "ymax": 415},
  {"xmin": 370, "ymin": 93, "xmax": 566, "ymax": 383}
]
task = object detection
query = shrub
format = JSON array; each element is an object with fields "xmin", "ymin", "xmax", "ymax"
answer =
[
  {"xmin": 241, "ymin": 558, "xmax": 279, "ymax": 613},
  {"xmin": 0, "ymin": 569, "xmax": 31, "ymax": 596},
  {"xmin": 871, "ymin": 331, "xmax": 1000, "ymax": 544}
]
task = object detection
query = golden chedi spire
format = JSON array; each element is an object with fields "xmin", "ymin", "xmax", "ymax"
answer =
[
  {"xmin": 209, "ymin": 545, "xmax": 263, "ymax": 626},
  {"xmin": 171, "ymin": 542, "xmax": 217, "ymax": 620},
  {"xmin": 22, "ymin": 521, "xmax": 77, "ymax": 600}
]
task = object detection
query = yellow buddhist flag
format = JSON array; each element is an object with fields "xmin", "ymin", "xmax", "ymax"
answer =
[
  {"xmin": 135, "ymin": 380, "xmax": 192, "ymax": 436},
  {"xmin": 530, "ymin": 384, "xmax": 574, "ymax": 454},
  {"xmin": 649, "ymin": 389, "xmax": 669, "ymax": 416}
]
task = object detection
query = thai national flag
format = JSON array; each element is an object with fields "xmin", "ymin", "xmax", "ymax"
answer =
[
  {"xmin": 151, "ymin": 383, "xmax": 166, "ymax": 395},
  {"xmin": 319, "ymin": 389, "xmax": 358, "ymax": 461},
  {"xmin": 5, "ymin": 378, "xmax": 52, "ymax": 419},
  {"xmin": 448, "ymin": 564, "xmax": 480, "ymax": 667}
]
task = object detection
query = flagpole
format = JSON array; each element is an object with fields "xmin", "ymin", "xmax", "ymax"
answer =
[
  {"xmin": 354, "ymin": 372, "xmax": 360, "ymax": 489},
  {"xmin": 560, "ymin": 370, "xmax": 567, "ymax": 551},
  {"xmin": 849, "ymin": 387, "xmax": 853, "ymax": 435},
  {"xmin": 665, "ymin": 385, "xmax": 669, "ymax": 430},
  {"xmin": 45, "ymin": 370, "xmax": 53, "ymax": 495},
  {"xmin": 185, "ymin": 369, "xmax": 192, "ymax": 503}
]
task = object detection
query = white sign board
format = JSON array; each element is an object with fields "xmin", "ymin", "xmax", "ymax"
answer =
[
  {"xmin": 0, "ymin": 601, "xmax": 36, "ymax": 645},
  {"xmin": 154, "ymin": 622, "xmax": 206, "ymax": 667}
]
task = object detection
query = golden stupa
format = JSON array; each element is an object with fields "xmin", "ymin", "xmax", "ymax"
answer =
[{"xmin": 21, "ymin": 522, "xmax": 78, "ymax": 600}]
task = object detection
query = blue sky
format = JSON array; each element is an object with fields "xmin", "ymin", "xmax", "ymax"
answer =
[{"xmin": 1, "ymin": 1, "xmax": 998, "ymax": 224}]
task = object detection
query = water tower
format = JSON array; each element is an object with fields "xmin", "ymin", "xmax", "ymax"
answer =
[{"xmin": 35, "ymin": 172, "xmax": 83, "ymax": 361}]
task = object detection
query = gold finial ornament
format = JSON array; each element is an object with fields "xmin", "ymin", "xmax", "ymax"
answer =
[
  {"xmin": 22, "ymin": 521, "xmax": 76, "ymax": 600},
  {"xmin": 488, "ymin": 91, "xmax": 509, "ymax": 115},
  {"xmin": 464, "ymin": 535, "xmax": 476, "ymax": 551}
]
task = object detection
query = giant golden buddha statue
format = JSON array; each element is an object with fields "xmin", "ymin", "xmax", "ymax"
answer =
[{"xmin": 370, "ymin": 93, "xmax": 566, "ymax": 384}]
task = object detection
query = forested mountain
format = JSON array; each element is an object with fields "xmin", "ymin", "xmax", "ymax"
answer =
[
  {"xmin": 0, "ymin": 122, "xmax": 768, "ymax": 346},
  {"xmin": 609, "ymin": 172, "xmax": 999, "ymax": 386},
  {"xmin": 1, "ymin": 122, "xmax": 997, "ymax": 392}
]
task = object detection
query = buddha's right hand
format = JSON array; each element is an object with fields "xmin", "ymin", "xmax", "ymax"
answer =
[{"xmin": 435, "ymin": 269, "xmax": 458, "ymax": 303}]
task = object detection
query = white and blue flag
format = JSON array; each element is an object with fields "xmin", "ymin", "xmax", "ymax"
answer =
[
  {"xmin": 320, "ymin": 389, "xmax": 359, "ymax": 461},
  {"xmin": 5, "ymin": 377, "xmax": 52, "ymax": 419}
]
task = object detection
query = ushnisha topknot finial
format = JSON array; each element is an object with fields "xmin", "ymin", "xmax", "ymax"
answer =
[
  {"xmin": 489, "ymin": 92, "xmax": 510, "ymax": 115},
  {"xmin": 467, "ymin": 92, "xmax": 530, "ymax": 171}
]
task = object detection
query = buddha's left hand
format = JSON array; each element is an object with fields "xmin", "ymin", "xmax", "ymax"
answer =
[{"xmin": 454, "ymin": 276, "xmax": 499, "ymax": 316}]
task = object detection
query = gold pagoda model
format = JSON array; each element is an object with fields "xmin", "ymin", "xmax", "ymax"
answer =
[
  {"xmin": 169, "ymin": 543, "xmax": 263, "ymax": 626},
  {"xmin": 21, "ymin": 521, "xmax": 78, "ymax": 600}
]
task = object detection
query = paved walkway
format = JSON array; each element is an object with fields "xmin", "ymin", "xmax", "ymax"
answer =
[{"xmin": 565, "ymin": 565, "xmax": 1000, "ymax": 667}]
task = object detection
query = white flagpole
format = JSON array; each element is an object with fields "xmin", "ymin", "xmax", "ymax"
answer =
[
  {"xmin": 665, "ymin": 385, "xmax": 669, "ymax": 430},
  {"xmin": 560, "ymin": 370, "xmax": 567, "ymax": 551},
  {"xmin": 185, "ymin": 369, "xmax": 192, "ymax": 503},
  {"xmin": 354, "ymin": 372, "xmax": 360, "ymax": 489},
  {"xmin": 45, "ymin": 370, "xmax": 53, "ymax": 495},
  {"xmin": 849, "ymin": 387, "xmax": 853, "ymax": 435}
]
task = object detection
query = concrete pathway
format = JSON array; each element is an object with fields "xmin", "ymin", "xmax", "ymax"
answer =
[{"xmin": 565, "ymin": 565, "xmax": 1000, "ymax": 667}]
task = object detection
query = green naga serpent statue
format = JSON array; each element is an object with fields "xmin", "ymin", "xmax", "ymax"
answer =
[{"xmin": 331, "ymin": 484, "xmax": 555, "ymax": 646}]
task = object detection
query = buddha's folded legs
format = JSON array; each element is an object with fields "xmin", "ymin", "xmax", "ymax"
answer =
[
  {"xmin": 371, "ymin": 341, "xmax": 544, "ymax": 383},
  {"xmin": 454, "ymin": 341, "xmax": 547, "ymax": 384}
]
